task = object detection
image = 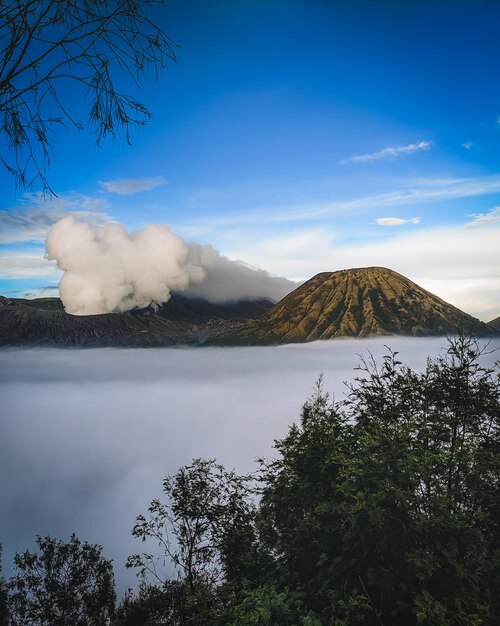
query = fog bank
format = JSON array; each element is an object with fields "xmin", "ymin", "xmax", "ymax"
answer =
[{"xmin": 1, "ymin": 338, "xmax": 498, "ymax": 595}]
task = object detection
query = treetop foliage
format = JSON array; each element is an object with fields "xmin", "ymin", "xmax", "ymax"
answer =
[
  {"xmin": 6, "ymin": 533, "xmax": 115, "ymax": 625},
  {"xmin": 126, "ymin": 458, "xmax": 259, "ymax": 592}
]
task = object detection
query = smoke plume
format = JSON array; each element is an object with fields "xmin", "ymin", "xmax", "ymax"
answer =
[
  {"xmin": 185, "ymin": 243, "xmax": 295, "ymax": 303},
  {"xmin": 46, "ymin": 217, "xmax": 295, "ymax": 315}
]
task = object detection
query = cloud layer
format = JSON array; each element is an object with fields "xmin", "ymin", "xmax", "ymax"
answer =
[
  {"xmin": 46, "ymin": 218, "xmax": 295, "ymax": 314},
  {"xmin": 5, "ymin": 339, "xmax": 496, "ymax": 593},
  {"xmin": 0, "ymin": 253, "xmax": 57, "ymax": 278}
]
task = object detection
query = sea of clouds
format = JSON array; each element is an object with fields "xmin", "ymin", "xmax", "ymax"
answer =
[{"xmin": 1, "ymin": 338, "xmax": 498, "ymax": 595}]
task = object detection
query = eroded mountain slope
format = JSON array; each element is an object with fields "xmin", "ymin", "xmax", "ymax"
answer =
[{"xmin": 213, "ymin": 267, "xmax": 497, "ymax": 345}]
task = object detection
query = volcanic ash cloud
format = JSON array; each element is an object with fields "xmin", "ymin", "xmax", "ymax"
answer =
[
  {"xmin": 46, "ymin": 217, "xmax": 296, "ymax": 315},
  {"xmin": 45, "ymin": 217, "xmax": 206, "ymax": 315}
]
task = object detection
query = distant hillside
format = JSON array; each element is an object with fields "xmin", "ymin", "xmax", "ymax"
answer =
[
  {"xmin": 211, "ymin": 267, "xmax": 498, "ymax": 345},
  {"xmin": 488, "ymin": 316, "xmax": 500, "ymax": 331},
  {"xmin": 0, "ymin": 295, "xmax": 274, "ymax": 347}
]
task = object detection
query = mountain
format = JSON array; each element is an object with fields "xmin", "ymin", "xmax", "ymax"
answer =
[
  {"xmin": 211, "ymin": 267, "xmax": 498, "ymax": 345},
  {"xmin": 0, "ymin": 294, "xmax": 274, "ymax": 347},
  {"xmin": 488, "ymin": 316, "xmax": 500, "ymax": 331},
  {"xmin": 2, "ymin": 268, "xmax": 496, "ymax": 347}
]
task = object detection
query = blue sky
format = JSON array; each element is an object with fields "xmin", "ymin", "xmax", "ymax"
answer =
[{"xmin": 1, "ymin": 1, "xmax": 499, "ymax": 320}]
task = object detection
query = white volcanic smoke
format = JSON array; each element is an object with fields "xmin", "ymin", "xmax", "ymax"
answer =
[
  {"xmin": 46, "ymin": 217, "xmax": 295, "ymax": 315},
  {"xmin": 46, "ymin": 217, "xmax": 205, "ymax": 315}
]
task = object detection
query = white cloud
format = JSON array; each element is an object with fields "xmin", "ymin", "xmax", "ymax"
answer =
[
  {"xmin": 465, "ymin": 206, "xmax": 500, "ymax": 228},
  {"xmin": 0, "ymin": 252, "xmax": 58, "ymax": 278},
  {"xmin": 46, "ymin": 218, "xmax": 207, "ymax": 315},
  {"xmin": 413, "ymin": 277, "xmax": 499, "ymax": 325},
  {"xmin": 248, "ymin": 229, "xmax": 338, "ymax": 259},
  {"xmin": 340, "ymin": 140, "xmax": 432, "ymax": 165},
  {"xmin": 225, "ymin": 224, "xmax": 500, "ymax": 321},
  {"xmin": 376, "ymin": 217, "xmax": 420, "ymax": 226},
  {"xmin": 99, "ymin": 177, "xmax": 167, "ymax": 195},
  {"xmin": 21, "ymin": 191, "xmax": 110, "ymax": 213},
  {"xmin": 0, "ymin": 193, "xmax": 111, "ymax": 244},
  {"xmin": 225, "ymin": 228, "xmax": 338, "ymax": 283},
  {"xmin": 462, "ymin": 142, "xmax": 473, "ymax": 150}
]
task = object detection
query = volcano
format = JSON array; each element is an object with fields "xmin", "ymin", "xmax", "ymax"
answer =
[{"xmin": 211, "ymin": 267, "xmax": 497, "ymax": 345}]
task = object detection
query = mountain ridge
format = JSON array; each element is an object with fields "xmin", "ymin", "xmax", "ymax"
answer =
[
  {"xmin": 0, "ymin": 294, "xmax": 274, "ymax": 347},
  {"xmin": 1, "ymin": 267, "xmax": 497, "ymax": 347},
  {"xmin": 210, "ymin": 267, "xmax": 497, "ymax": 345},
  {"xmin": 488, "ymin": 316, "xmax": 500, "ymax": 331}
]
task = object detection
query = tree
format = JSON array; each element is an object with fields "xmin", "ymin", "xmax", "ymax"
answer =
[
  {"xmin": 125, "ymin": 458, "xmax": 262, "ymax": 625},
  {"xmin": 113, "ymin": 582, "xmax": 187, "ymax": 626},
  {"xmin": 7, "ymin": 533, "xmax": 116, "ymax": 625},
  {"xmin": 119, "ymin": 336, "xmax": 499, "ymax": 624},
  {"xmin": 0, "ymin": 0, "xmax": 176, "ymax": 192},
  {"xmin": 258, "ymin": 335, "xmax": 500, "ymax": 624},
  {"xmin": 0, "ymin": 545, "xmax": 9, "ymax": 626}
]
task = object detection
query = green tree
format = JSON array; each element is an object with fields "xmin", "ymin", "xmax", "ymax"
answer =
[
  {"xmin": 125, "ymin": 458, "xmax": 262, "ymax": 624},
  {"xmin": 7, "ymin": 533, "xmax": 116, "ymax": 625},
  {"xmin": 119, "ymin": 335, "xmax": 499, "ymax": 625},
  {"xmin": 227, "ymin": 584, "xmax": 322, "ymax": 626},
  {"xmin": 0, "ymin": 0, "xmax": 175, "ymax": 192},
  {"xmin": 114, "ymin": 582, "xmax": 188, "ymax": 626},
  {"xmin": 258, "ymin": 336, "xmax": 500, "ymax": 625}
]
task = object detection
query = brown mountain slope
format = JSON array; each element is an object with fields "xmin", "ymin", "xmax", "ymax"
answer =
[{"xmin": 211, "ymin": 267, "xmax": 497, "ymax": 345}]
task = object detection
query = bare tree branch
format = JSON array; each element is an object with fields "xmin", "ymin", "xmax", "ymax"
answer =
[{"xmin": 0, "ymin": 0, "xmax": 177, "ymax": 193}]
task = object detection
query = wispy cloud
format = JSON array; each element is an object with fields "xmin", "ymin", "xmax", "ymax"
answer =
[
  {"xmin": 376, "ymin": 217, "xmax": 420, "ymax": 227},
  {"xmin": 462, "ymin": 142, "xmax": 473, "ymax": 150},
  {"xmin": 0, "ymin": 252, "xmax": 58, "ymax": 278},
  {"xmin": 177, "ymin": 174, "xmax": 500, "ymax": 230},
  {"xmin": 340, "ymin": 140, "xmax": 432, "ymax": 165},
  {"xmin": 0, "ymin": 193, "xmax": 111, "ymax": 244},
  {"xmin": 99, "ymin": 177, "xmax": 167, "ymax": 195},
  {"xmin": 7, "ymin": 285, "xmax": 59, "ymax": 298},
  {"xmin": 20, "ymin": 191, "xmax": 109, "ymax": 213},
  {"xmin": 466, "ymin": 206, "xmax": 500, "ymax": 228}
]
